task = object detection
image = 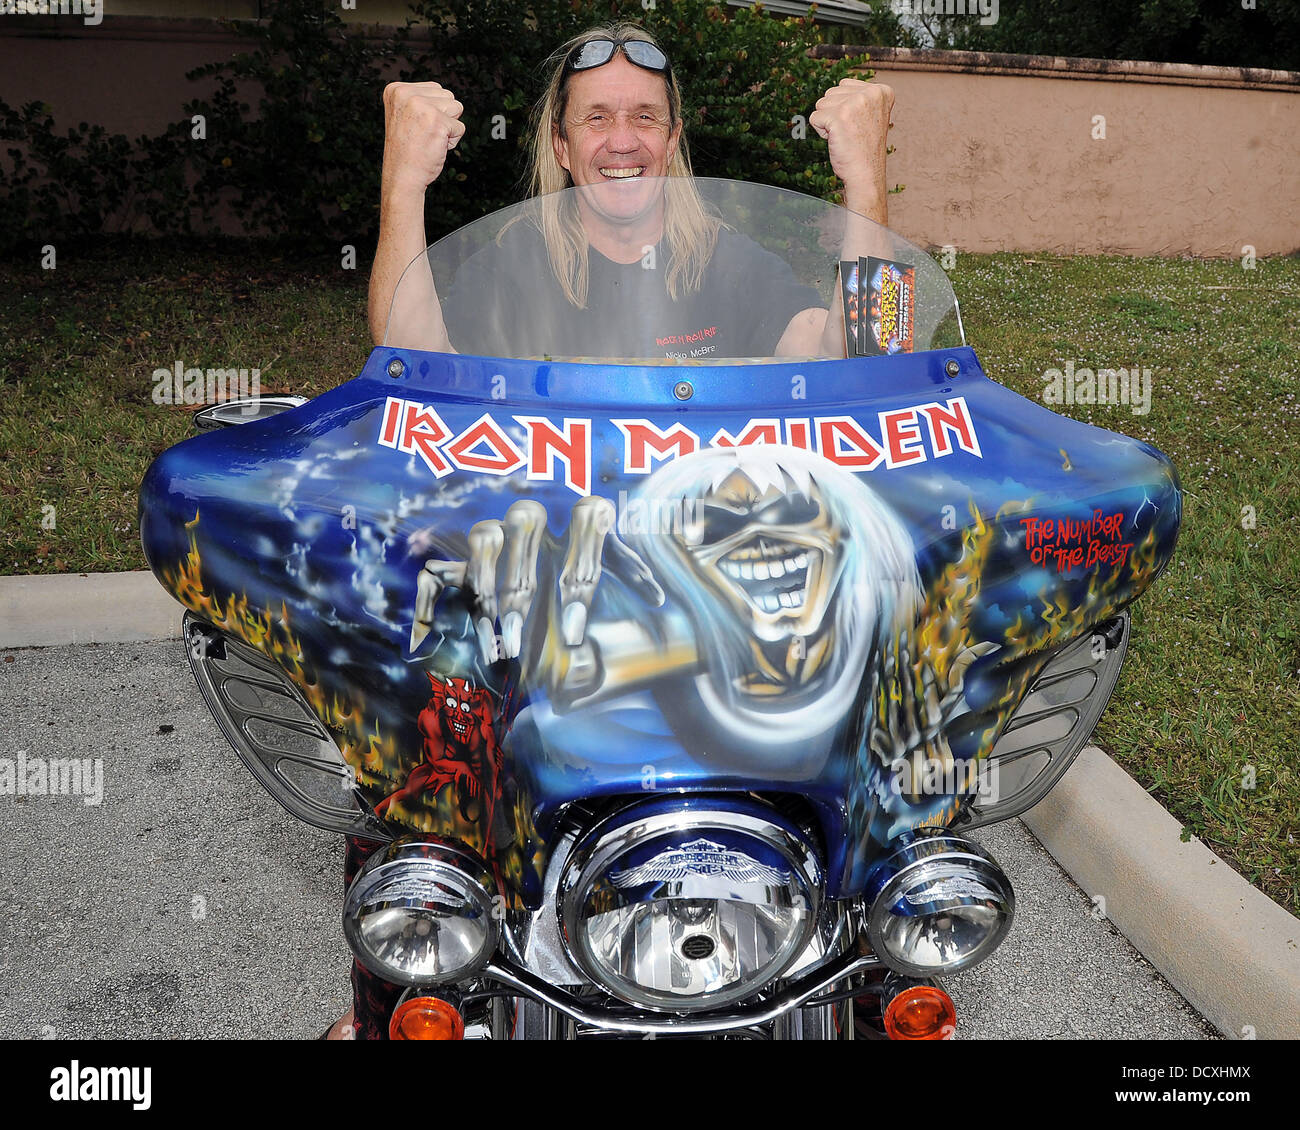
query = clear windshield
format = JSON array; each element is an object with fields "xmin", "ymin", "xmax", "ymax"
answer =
[{"xmin": 385, "ymin": 177, "xmax": 963, "ymax": 364}]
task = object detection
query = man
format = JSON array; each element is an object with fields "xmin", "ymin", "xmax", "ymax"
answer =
[
  {"xmin": 369, "ymin": 21, "xmax": 894, "ymax": 360},
  {"xmin": 328, "ymin": 20, "xmax": 895, "ymax": 1040}
]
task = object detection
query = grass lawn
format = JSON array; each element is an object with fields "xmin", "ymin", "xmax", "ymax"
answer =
[{"xmin": 1, "ymin": 239, "xmax": 1297, "ymax": 914}]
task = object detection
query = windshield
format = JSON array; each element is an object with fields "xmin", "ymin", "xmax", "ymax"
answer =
[{"xmin": 385, "ymin": 177, "xmax": 963, "ymax": 364}]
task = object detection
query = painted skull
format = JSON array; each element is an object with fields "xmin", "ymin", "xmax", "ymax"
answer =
[
  {"xmin": 676, "ymin": 468, "xmax": 842, "ymax": 647},
  {"xmin": 631, "ymin": 445, "xmax": 922, "ymax": 742}
]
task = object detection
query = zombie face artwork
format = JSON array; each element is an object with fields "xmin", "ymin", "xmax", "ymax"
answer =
[
  {"xmin": 626, "ymin": 445, "xmax": 922, "ymax": 748},
  {"xmin": 680, "ymin": 472, "xmax": 835, "ymax": 638}
]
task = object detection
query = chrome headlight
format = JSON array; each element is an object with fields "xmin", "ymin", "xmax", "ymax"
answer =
[
  {"xmin": 343, "ymin": 837, "xmax": 499, "ymax": 987},
  {"xmin": 559, "ymin": 800, "xmax": 821, "ymax": 1013},
  {"xmin": 865, "ymin": 833, "xmax": 1014, "ymax": 977}
]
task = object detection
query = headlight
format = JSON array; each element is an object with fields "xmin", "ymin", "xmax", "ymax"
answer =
[
  {"xmin": 343, "ymin": 837, "xmax": 498, "ymax": 987},
  {"xmin": 865, "ymin": 832, "xmax": 1013, "ymax": 977},
  {"xmin": 559, "ymin": 799, "xmax": 821, "ymax": 1013}
]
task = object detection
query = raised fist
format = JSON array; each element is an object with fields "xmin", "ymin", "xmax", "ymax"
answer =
[
  {"xmin": 381, "ymin": 81, "xmax": 467, "ymax": 192},
  {"xmin": 809, "ymin": 78, "xmax": 894, "ymax": 206}
]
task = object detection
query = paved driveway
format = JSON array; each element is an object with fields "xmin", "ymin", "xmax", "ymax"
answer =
[{"xmin": 0, "ymin": 639, "xmax": 1214, "ymax": 1039}]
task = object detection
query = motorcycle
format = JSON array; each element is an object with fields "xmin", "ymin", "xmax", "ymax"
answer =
[{"xmin": 138, "ymin": 177, "xmax": 1181, "ymax": 1040}]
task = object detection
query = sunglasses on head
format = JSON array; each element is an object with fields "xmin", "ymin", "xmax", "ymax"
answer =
[{"xmin": 564, "ymin": 36, "xmax": 670, "ymax": 75}]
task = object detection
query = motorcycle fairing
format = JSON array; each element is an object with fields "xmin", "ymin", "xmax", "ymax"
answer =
[{"xmin": 139, "ymin": 345, "xmax": 1180, "ymax": 905}]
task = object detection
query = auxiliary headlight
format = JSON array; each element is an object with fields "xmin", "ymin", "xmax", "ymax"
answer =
[
  {"xmin": 559, "ymin": 800, "xmax": 822, "ymax": 1013},
  {"xmin": 343, "ymin": 837, "xmax": 499, "ymax": 987},
  {"xmin": 865, "ymin": 833, "xmax": 1013, "ymax": 978}
]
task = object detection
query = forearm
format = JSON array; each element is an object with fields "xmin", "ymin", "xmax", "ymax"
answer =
[
  {"xmin": 808, "ymin": 76, "xmax": 896, "ymax": 357},
  {"xmin": 843, "ymin": 182, "xmax": 887, "ymax": 228},
  {"xmin": 813, "ymin": 187, "xmax": 895, "ymax": 359},
  {"xmin": 777, "ymin": 191, "xmax": 896, "ymax": 359},
  {"xmin": 369, "ymin": 176, "xmax": 451, "ymax": 351}
]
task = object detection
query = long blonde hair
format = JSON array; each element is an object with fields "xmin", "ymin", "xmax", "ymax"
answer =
[{"xmin": 517, "ymin": 21, "xmax": 720, "ymax": 307}]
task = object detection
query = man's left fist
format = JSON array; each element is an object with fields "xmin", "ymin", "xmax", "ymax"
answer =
[{"xmin": 809, "ymin": 78, "xmax": 894, "ymax": 210}]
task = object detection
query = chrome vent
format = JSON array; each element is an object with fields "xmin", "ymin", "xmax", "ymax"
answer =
[
  {"xmin": 183, "ymin": 613, "xmax": 390, "ymax": 839},
  {"xmin": 955, "ymin": 612, "xmax": 1129, "ymax": 830},
  {"xmin": 193, "ymin": 395, "xmax": 307, "ymax": 431}
]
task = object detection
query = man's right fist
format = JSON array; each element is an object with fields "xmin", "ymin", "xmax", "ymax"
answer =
[{"xmin": 381, "ymin": 81, "xmax": 466, "ymax": 191}]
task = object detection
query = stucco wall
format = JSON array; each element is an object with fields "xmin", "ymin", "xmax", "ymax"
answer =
[
  {"xmin": 837, "ymin": 46, "xmax": 1300, "ymax": 257},
  {"xmin": 1, "ymin": 20, "xmax": 1296, "ymax": 256}
]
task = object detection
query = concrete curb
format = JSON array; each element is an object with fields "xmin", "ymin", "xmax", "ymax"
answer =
[
  {"xmin": 0, "ymin": 571, "xmax": 184, "ymax": 649},
  {"xmin": 1024, "ymin": 747, "xmax": 1300, "ymax": 1039},
  {"xmin": 4, "ymin": 571, "xmax": 1298, "ymax": 1038}
]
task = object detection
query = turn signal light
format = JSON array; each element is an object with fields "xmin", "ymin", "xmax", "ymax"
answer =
[
  {"xmin": 388, "ymin": 996, "xmax": 465, "ymax": 1041},
  {"xmin": 883, "ymin": 985, "xmax": 956, "ymax": 1040}
]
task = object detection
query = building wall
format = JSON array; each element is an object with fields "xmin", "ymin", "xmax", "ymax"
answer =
[
  {"xmin": 847, "ymin": 47, "xmax": 1300, "ymax": 257},
  {"xmin": 106, "ymin": 1, "xmax": 260, "ymax": 16},
  {"xmin": 1, "ymin": 18, "xmax": 1296, "ymax": 256},
  {"xmin": 86, "ymin": 1, "xmax": 878, "ymax": 26}
]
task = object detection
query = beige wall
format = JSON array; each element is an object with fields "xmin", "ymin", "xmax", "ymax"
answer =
[
  {"xmin": 853, "ymin": 48, "xmax": 1300, "ymax": 257},
  {"xmin": 1, "ymin": 20, "xmax": 1296, "ymax": 256},
  {"xmin": 0, "ymin": 18, "xmax": 241, "ymax": 140}
]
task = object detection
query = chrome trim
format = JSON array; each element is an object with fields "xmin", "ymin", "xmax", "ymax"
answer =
[
  {"xmin": 509, "ymin": 997, "xmax": 566, "ymax": 1040},
  {"xmin": 956, "ymin": 613, "xmax": 1129, "ymax": 831},
  {"xmin": 771, "ymin": 907, "xmax": 861, "ymax": 1041},
  {"xmin": 184, "ymin": 614, "xmax": 390, "ymax": 839},
  {"xmin": 784, "ymin": 895, "xmax": 857, "ymax": 979},
  {"xmin": 557, "ymin": 802, "xmax": 823, "ymax": 1012},
  {"xmin": 771, "ymin": 996, "xmax": 853, "ymax": 1040},
  {"xmin": 506, "ymin": 813, "xmax": 844, "ymax": 984},
  {"xmin": 343, "ymin": 836, "xmax": 500, "ymax": 987},
  {"xmin": 866, "ymin": 833, "xmax": 1014, "ymax": 978},
  {"xmin": 504, "ymin": 825, "xmax": 586, "ymax": 986},
  {"xmin": 498, "ymin": 820, "xmax": 858, "ymax": 1037},
  {"xmin": 193, "ymin": 395, "xmax": 308, "ymax": 430},
  {"xmin": 481, "ymin": 937, "xmax": 880, "ymax": 1036}
]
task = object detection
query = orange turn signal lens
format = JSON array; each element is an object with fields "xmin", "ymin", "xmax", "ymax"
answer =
[
  {"xmin": 883, "ymin": 985, "xmax": 956, "ymax": 1040},
  {"xmin": 388, "ymin": 996, "xmax": 466, "ymax": 1041}
]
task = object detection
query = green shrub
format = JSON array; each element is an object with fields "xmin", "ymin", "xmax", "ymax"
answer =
[
  {"xmin": 175, "ymin": 0, "xmax": 411, "ymax": 243},
  {"xmin": 0, "ymin": 102, "xmax": 136, "ymax": 250},
  {"xmin": 0, "ymin": 0, "xmax": 910, "ymax": 250}
]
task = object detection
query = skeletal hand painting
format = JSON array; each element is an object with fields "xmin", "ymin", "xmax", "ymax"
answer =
[
  {"xmin": 408, "ymin": 445, "xmax": 993, "ymax": 814},
  {"xmin": 409, "ymin": 495, "xmax": 664, "ymax": 662}
]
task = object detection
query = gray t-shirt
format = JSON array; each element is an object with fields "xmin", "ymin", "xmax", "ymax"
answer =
[{"xmin": 440, "ymin": 220, "xmax": 822, "ymax": 360}]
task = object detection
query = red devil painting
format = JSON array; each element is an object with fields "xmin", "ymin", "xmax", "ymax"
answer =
[{"xmin": 375, "ymin": 674, "xmax": 501, "ymax": 834}]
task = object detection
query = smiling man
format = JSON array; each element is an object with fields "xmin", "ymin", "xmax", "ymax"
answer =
[
  {"xmin": 331, "ymin": 20, "xmax": 897, "ymax": 1041},
  {"xmin": 369, "ymin": 21, "xmax": 895, "ymax": 362}
]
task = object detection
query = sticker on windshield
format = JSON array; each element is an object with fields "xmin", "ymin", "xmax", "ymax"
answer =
[
  {"xmin": 839, "ymin": 260, "xmax": 864, "ymax": 357},
  {"xmin": 861, "ymin": 257, "xmax": 916, "ymax": 356}
]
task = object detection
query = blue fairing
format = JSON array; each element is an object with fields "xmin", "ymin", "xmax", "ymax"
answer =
[{"xmin": 140, "ymin": 345, "xmax": 1180, "ymax": 905}]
